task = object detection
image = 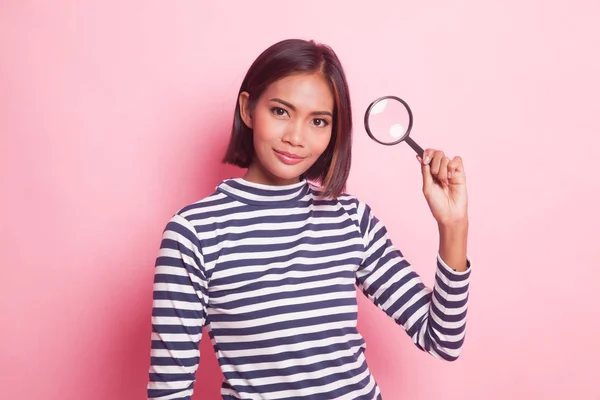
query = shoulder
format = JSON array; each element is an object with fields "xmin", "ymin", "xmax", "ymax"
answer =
[
  {"xmin": 162, "ymin": 184, "xmax": 236, "ymax": 232},
  {"xmin": 176, "ymin": 189, "xmax": 231, "ymax": 222},
  {"xmin": 307, "ymin": 182, "xmax": 372, "ymax": 219}
]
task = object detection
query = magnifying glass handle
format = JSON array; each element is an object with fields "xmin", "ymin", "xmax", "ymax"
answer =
[{"xmin": 405, "ymin": 136, "xmax": 424, "ymax": 158}]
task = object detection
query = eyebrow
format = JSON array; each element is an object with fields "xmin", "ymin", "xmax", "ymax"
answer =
[{"xmin": 269, "ymin": 98, "xmax": 333, "ymax": 117}]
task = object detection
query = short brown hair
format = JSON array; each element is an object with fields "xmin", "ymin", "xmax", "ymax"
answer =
[{"xmin": 222, "ymin": 38, "xmax": 352, "ymax": 198}]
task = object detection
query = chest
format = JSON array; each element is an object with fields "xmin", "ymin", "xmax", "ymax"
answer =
[{"xmin": 204, "ymin": 206, "xmax": 365, "ymax": 320}]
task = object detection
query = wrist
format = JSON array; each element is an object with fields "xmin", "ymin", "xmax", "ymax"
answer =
[
  {"xmin": 438, "ymin": 217, "xmax": 469, "ymax": 233},
  {"xmin": 438, "ymin": 218, "xmax": 469, "ymax": 272}
]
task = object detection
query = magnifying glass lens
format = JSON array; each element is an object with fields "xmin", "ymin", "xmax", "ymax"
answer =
[{"xmin": 366, "ymin": 98, "xmax": 411, "ymax": 144}]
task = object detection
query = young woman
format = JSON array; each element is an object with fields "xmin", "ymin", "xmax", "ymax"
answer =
[{"xmin": 147, "ymin": 38, "xmax": 471, "ymax": 400}]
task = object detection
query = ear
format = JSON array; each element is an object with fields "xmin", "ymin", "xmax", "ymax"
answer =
[{"xmin": 238, "ymin": 91, "xmax": 253, "ymax": 129}]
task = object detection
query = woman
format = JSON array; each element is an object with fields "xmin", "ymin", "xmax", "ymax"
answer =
[{"xmin": 147, "ymin": 38, "xmax": 471, "ymax": 400}]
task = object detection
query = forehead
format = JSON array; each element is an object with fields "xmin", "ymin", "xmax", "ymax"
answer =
[{"xmin": 262, "ymin": 73, "xmax": 334, "ymax": 111}]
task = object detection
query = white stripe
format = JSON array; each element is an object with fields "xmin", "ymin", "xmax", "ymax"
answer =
[
  {"xmin": 152, "ymin": 299, "xmax": 204, "ymax": 312},
  {"xmin": 210, "ymin": 273, "xmax": 355, "ymax": 304},
  {"xmin": 152, "ymin": 331, "xmax": 202, "ymax": 343},
  {"xmin": 433, "ymin": 284, "xmax": 469, "ymax": 303},
  {"xmin": 189, "ymin": 202, "xmax": 345, "ymax": 230},
  {"xmin": 150, "ymin": 364, "xmax": 197, "ymax": 375},
  {"xmin": 196, "ymin": 214, "xmax": 353, "ymax": 239},
  {"xmin": 257, "ymin": 363, "xmax": 371, "ymax": 399},
  {"xmin": 430, "ymin": 318, "xmax": 467, "ymax": 342},
  {"xmin": 210, "ymin": 287, "xmax": 356, "ymax": 319},
  {"xmin": 213, "ymin": 304, "xmax": 357, "ymax": 331},
  {"xmin": 154, "ymin": 265, "xmax": 189, "ymax": 278},
  {"xmin": 220, "ymin": 183, "xmax": 303, "ymax": 202},
  {"xmin": 151, "ymin": 316, "xmax": 204, "ymax": 327},
  {"xmin": 431, "ymin": 292, "xmax": 468, "ymax": 315},
  {"xmin": 221, "ymin": 346, "xmax": 358, "ymax": 373},
  {"xmin": 215, "ymin": 320, "xmax": 357, "ymax": 343},
  {"xmin": 217, "ymin": 238, "xmax": 363, "ymax": 263},
  {"xmin": 202, "ymin": 224, "xmax": 358, "ymax": 255},
  {"xmin": 219, "ymin": 333, "xmax": 364, "ymax": 359},
  {"xmin": 150, "ymin": 348, "xmax": 199, "ymax": 359},
  {"xmin": 147, "ymin": 380, "xmax": 192, "ymax": 391},
  {"xmin": 212, "ymin": 252, "xmax": 364, "ymax": 282},
  {"xmin": 227, "ymin": 355, "xmax": 367, "ymax": 388},
  {"xmin": 153, "ymin": 282, "xmax": 198, "ymax": 295},
  {"xmin": 436, "ymin": 268, "xmax": 470, "ymax": 288}
]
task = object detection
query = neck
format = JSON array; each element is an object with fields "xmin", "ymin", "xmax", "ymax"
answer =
[{"xmin": 216, "ymin": 176, "xmax": 309, "ymax": 206}]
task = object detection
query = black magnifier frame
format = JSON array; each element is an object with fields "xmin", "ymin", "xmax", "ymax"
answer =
[{"xmin": 364, "ymin": 95, "xmax": 424, "ymax": 158}]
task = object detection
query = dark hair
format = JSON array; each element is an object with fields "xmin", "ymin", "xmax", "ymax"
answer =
[{"xmin": 222, "ymin": 38, "xmax": 352, "ymax": 198}]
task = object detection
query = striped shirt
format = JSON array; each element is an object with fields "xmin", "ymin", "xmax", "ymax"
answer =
[{"xmin": 147, "ymin": 178, "xmax": 471, "ymax": 400}]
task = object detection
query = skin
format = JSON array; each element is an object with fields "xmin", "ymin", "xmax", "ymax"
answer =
[
  {"xmin": 418, "ymin": 151, "xmax": 469, "ymax": 272},
  {"xmin": 240, "ymin": 72, "xmax": 469, "ymax": 271},
  {"xmin": 239, "ymin": 73, "xmax": 334, "ymax": 186}
]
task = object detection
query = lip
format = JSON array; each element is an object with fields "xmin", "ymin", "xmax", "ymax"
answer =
[{"xmin": 274, "ymin": 149, "xmax": 305, "ymax": 165}]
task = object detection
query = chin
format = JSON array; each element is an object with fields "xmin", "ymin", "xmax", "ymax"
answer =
[{"xmin": 265, "ymin": 161, "xmax": 311, "ymax": 183}]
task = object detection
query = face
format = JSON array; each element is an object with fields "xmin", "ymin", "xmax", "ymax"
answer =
[{"xmin": 239, "ymin": 73, "xmax": 334, "ymax": 186}]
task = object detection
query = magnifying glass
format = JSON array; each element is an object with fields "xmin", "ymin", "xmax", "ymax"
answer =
[{"xmin": 364, "ymin": 95, "xmax": 424, "ymax": 158}]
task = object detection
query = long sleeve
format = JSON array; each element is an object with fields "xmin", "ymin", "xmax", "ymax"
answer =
[
  {"xmin": 147, "ymin": 214, "xmax": 209, "ymax": 399},
  {"xmin": 355, "ymin": 202, "xmax": 471, "ymax": 361}
]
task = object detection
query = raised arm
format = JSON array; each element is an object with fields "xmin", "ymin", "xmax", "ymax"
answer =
[
  {"xmin": 355, "ymin": 202, "xmax": 471, "ymax": 361},
  {"xmin": 355, "ymin": 148, "xmax": 472, "ymax": 360}
]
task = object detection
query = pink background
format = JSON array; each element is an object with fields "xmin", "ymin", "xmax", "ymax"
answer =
[{"xmin": 2, "ymin": 1, "xmax": 599, "ymax": 399}]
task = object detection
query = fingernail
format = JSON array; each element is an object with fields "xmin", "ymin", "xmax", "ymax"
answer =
[
  {"xmin": 423, "ymin": 156, "xmax": 430, "ymax": 164},
  {"xmin": 448, "ymin": 172, "xmax": 452, "ymax": 180}
]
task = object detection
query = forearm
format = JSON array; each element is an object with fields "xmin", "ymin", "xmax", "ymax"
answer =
[
  {"xmin": 421, "ymin": 221, "xmax": 470, "ymax": 360},
  {"xmin": 438, "ymin": 219, "xmax": 469, "ymax": 272}
]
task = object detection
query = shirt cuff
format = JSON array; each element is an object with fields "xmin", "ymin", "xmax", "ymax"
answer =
[{"xmin": 437, "ymin": 253, "xmax": 472, "ymax": 277}]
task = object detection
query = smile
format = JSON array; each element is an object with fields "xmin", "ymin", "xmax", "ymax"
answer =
[{"xmin": 274, "ymin": 149, "xmax": 305, "ymax": 165}]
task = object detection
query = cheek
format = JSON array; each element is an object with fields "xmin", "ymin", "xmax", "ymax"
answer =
[
  {"xmin": 310, "ymin": 131, "xmax": 333, "ymax": 156},
  {"xmin": 253, "ymin": 111, "xmax": 285, "ymax": 142}
]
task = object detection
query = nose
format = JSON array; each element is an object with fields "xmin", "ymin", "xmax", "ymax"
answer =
[{"xmin": 282, "ymin": 120, "xmax": 305, "ymax": 147}]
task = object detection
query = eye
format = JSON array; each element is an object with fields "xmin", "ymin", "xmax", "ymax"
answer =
[
  {"xmin": 312, "ymin": 118, "xmax": 330, "ymax": 128},
  {"xmin": 270, "ymin": 107, "xmax": 289, "ymax": 117}
]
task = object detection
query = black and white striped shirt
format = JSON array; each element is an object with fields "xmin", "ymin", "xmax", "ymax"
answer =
[{"xmin": 147, "ymin": 178, "xmax": 471, "ymax": 399}]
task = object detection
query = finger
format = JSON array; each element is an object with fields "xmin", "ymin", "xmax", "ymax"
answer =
[
  {"xmin": 429, "ymin": 150, "xmax": 445, "ymax": 177},
  {"xmin": 419, "ymin": 151, "xmax": 434, "ymax": 192},
  {"xmin": 421, "ymin": 159, "xmax": 433, "ymax": 193},
  {"xmin": 421, "ymin": 148, "xmax": 435, "ymax": 166},
  {"xmin": 447, "ymin": 156, "xmax": 464, "ymax": 182},
  {"xmin": 448, "ymin": 156, "xmax": 463, "ymax": 170},
  {"xmin": 439, "ymin": 156, "xmax": 451, "ymax": 185}
]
